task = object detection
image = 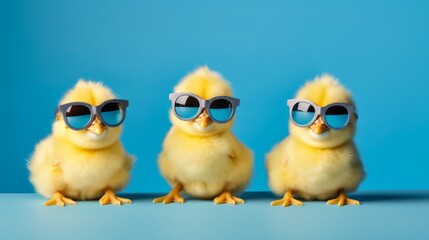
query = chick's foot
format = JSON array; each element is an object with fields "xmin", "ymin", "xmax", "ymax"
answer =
[
  {"xmin": 214, "ymin": 191, "xmax": 244, "ymax": 205},
  {"xmin": 153, "ymin": 183, "xmax": 185, "ymax": 204},
  {"xmin": 271, "ymin": 191, "xmax": 303, "ymax": 207},
  {"xmin": 45, "ymin": 192, "xmax": 76, "ymax": 207},
  {"xmin": 99, "ymin": 188, "xmax": 132, "ymax": 206},
  {"xmin": 327, "ymin": 191, "xmax": 360, "ymax": 206}
]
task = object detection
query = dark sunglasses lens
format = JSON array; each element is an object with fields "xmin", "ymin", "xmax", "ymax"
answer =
[
  {"xmin": 65, "ymin": 105, "xmax": 92, "ymax": 129},
  {"xmin": 291, "ymin": 102, "xmax": 316, "ymax": 126},
  {"xmin": 174, "ymin": 95, "xmax": 200, "ymax": 120},
  {"xmin": 325, "ymin": 105, "xmax": 349, "ymax": 129},
  {"xmin": 101, "ymin": 102, "xmax": 124, "ymax": 126},
  {"xmin": 209, "ymin": 99, "xmax": 233, "ymax": 122}
]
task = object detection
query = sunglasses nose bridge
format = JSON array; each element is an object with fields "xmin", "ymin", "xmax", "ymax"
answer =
[
  {"xmin": 201, "ymin": 99, "xmax": 208, "ymax": 108},
  {"xmin": 200, "ymin": 100, "xmax": 212, "ymax": 116},
  {"xmin": 90, "ymin": 106, "xmax": 100, "ymax": 123}
]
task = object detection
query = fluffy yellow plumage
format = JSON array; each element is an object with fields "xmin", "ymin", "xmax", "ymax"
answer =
[
  {"xmin": 28, "ymin": 80, "xmax": 133, "ymax": 206},
  {"xmin": 154, "ymin": 67, "xmax": 253, "ymax": 204},
  {"xmin": 266, "ymin": 74, "xmax": 365, "ymax": 206}
]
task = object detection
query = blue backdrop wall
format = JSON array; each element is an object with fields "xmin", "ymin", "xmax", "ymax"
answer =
[{"xmin": 1, "ymin": 0, "xmax": 428, "ymax": 193}]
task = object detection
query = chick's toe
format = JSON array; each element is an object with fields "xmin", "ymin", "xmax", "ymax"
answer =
[
  {"xmin": 44, "ymin": 192, "xmax": 76, "ymax": 207},
  {"xmin": 99, "ymin": 188, "xmax": 132, "ymax": 206},
  {"xmin": 271, "ymin": 191, "xmax": 303, "ymax": 207},
  {"xmin": 327, "ymin": 191, "xmax": 360, "ymax": 206},
  {"xmin": 214, "ymin": 191, "xmax": 244, "ymax": 205},
  {"xmin": 153, "ymin": 183, "xmax": 185, "ymax": 204}
]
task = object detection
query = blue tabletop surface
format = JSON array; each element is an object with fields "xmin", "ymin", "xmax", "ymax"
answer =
[{"xmin": 1, "ymin": 191, "xmax": 428, "ymax": 240}]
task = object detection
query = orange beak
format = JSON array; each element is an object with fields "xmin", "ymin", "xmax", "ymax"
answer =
[
  {"xmin": 194, "ymin": 109, "xmax": 212, "ymax": 128},
  {"xmin": 87, "ymin": 116, "xmax": 105, "ymax": 135},
  {"xmin": 310, "ymin": 116, "xmax": 329, "ymax": 134}
]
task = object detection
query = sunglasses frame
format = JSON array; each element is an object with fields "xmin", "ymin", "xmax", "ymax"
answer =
[
  {"xmin": 169, "ymin": 92, "xmax": 240, "ymax": 123},
  {"xmin": 287, "ymin": 99, "xmax": 358, "ymax": 130},
  {"xmin": 55, "ymin": 99, "xmax": 129, "ymax": 130}
]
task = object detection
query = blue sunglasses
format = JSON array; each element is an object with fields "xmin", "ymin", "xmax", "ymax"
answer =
[
  {"xmin": 55, "ymin": 99, "xmax": 129, "ymax": 130},
  {"xmin": 169, "ymin": 92, "xmax": 240, "ymax": 123},
  {"xmin": 287, "ymin": 99, "xmax": 358, "ymax": 130}
]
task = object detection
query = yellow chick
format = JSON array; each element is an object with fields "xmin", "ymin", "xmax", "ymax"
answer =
[
  {"xmin": 266, "ymin": 74, "xmax": 365, "ymax": 207},
  {"xmin": 28, "ymin": 80, "xmax": 133, "ymax": 206},
  {"xmin": 154, "ymin": 67, "xmax": 253, "ymax": 205}
]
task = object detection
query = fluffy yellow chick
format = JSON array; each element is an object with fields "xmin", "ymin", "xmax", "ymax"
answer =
[
  {"xmin": 266, "ymin": 74, "xmax": 365, "ymax": 207},
  {"xmin": 28, "ymin": 80, "xmax": 133, "ymax": 206},
  {"xmin": 154, "ymin": 67, "xmax": 253, "ymax": 205}
]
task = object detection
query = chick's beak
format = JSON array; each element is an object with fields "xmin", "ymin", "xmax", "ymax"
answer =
[
  {"xmin": 310, "ymin": 116, "xmax": 329, "ymax": 134},
  {"xmin": 194, "ymin": 109, "xmax": 212, "ymax": 128},
  {"xmin": 87, "ymin": 116, "xmax": 105, "ymax": 135}
]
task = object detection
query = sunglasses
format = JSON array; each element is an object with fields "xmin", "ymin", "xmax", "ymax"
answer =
[
  {"xmin": 55, "ymin": 99, "xmax": 129, "ymax": 130},
  {"xmin": 169, "ymin": 92, "xmax": 240, "ymax": 123},
  {"xmin": 287, "ymin": 99, "xmax": 358, "ymax": 130}
]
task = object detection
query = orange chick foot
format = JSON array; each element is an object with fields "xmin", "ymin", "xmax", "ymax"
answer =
[
  {"xmin": 271, "ymin": 191, "xmax": 303, "ymax": 207},
  {"xmin": 153, "ymin": 183, "xmax": 185, "ymax": 204},
  {"xmin": 214, "ymin": 191, "xmax": 244, "ymax": 205},
  {"xmin": 327, "ymin": 191, "xmax": 360, "ymax": 206},
  {"xmin": 99, "ymin": 188, "xmax": 132, "ymax": 206},
  {"xmin": 45, "ymin": 192, "xmax": 76, "ymax": 207}
]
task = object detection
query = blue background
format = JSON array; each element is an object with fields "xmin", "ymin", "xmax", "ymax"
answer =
[{"xmin": 1, "ymin": 0, "xmax": 428, "ymax": 194}]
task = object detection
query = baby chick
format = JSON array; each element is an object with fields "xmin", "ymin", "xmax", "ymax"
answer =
[
  {"xmin": 28, "ymin": 80, "xmax": 133, "ymax": 206},
  {"xmin": 266, "ymin": 74, "xmax": 365, "ymax": 207},
  {"xmin": 154, "ymin": 67, "xmax": 253, "ymax": 205}
]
